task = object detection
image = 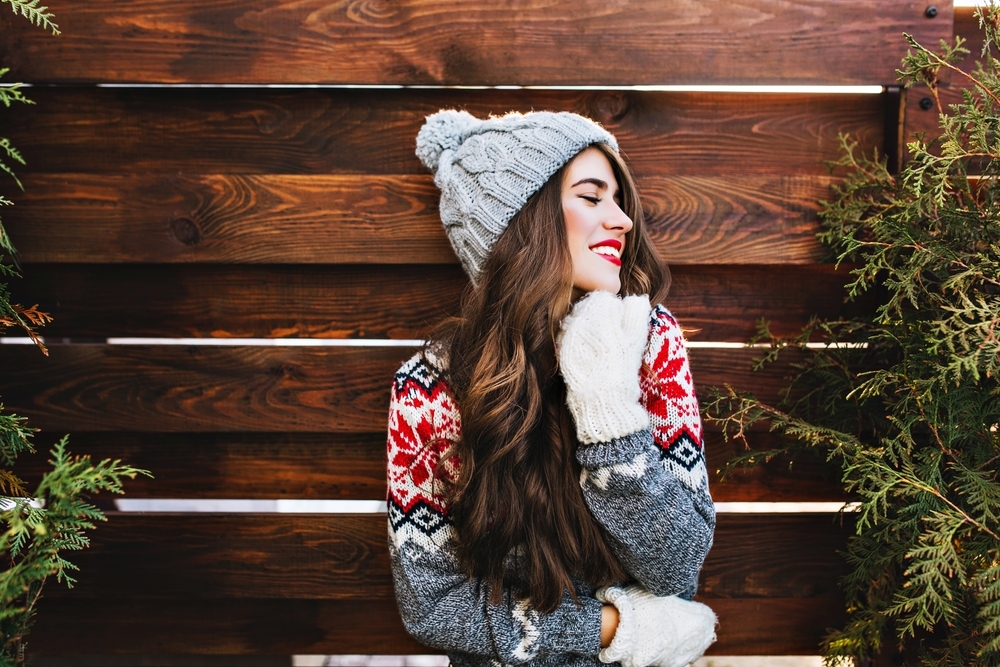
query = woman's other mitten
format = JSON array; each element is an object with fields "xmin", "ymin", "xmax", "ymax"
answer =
[{"xmin": 596, "ymin": 585, "xmax": 717, "ymax": 667}]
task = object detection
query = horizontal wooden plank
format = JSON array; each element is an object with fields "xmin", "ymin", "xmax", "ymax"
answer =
[
  {"xmin": 41, "ymin": 513, "xmax": 847, "ymax": 600},
  {"xmin": 4, "ymin": 173, "xmax": 837, "ymax": 264},
  {"xmin": 32, "ymin": 657, "xmax": 292, "ymax": 667},
  {"xmin": 31, "ymin": 599, "xmax": 426, "ymax": 657},
  {"xmin": 30, "ymin": 597, "xmax": 846, "ymax": 656},
  {"xmin": 0, "ymin": 1, "xmax": 951, "ymax": 86},
  {"xmin": 17, "ymin": 432, "xmax": 389, "ymax": 501},
  {"xmin": 705, "ymin": 432, "xmax": 847, "ymax": 503},
  {"xmin": 4, "ymin": 88, "xmax": 884, "ymax": 177},
  {"xmin": 0, "ymin": 344, "xmax": 805, "ymax": 432},
  {"xmin": 13, "ymin": 430, "xmax": 847, "ymax": 502},
  {"xmin": 9, "ymin": 263, "xmax": 867, "ymax": 341}
]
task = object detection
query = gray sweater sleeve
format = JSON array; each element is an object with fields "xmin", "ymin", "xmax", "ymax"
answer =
[
  {"xmin": 574, "ymin": 306, "xmax": 716, "ymax": 600},
  {"xmin": 387, "ymin": 353, "xmax": 604, "ymax": 663},
  {"xmin": 388, "ymin": 523, "xmax": 604, "ymax": 662}
]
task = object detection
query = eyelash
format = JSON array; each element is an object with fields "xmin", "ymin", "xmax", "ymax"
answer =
[{"xmin": 580, "ymin": 195, "xmax": 601, "ymax": 204}]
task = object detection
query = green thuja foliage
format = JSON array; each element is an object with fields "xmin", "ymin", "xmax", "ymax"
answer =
[
  {"xmin": 0, "ymin": 7, "xmax": 148, "ymax": 666},
  {"xmin": 0, "ymin": 0, "xmax": 57, "ymax": 35},
  {"xmin": 706, "ymin": 6, "xmax": 1000, "ymax": 666},
  {"xmin": 0, "ymin": 437, "xmax": 146, "ymax": 667}
]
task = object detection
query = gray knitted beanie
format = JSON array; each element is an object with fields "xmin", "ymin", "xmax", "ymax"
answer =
[{"xmin": 416, "ymin": 109, "xmax": 619, "ymax": 282}]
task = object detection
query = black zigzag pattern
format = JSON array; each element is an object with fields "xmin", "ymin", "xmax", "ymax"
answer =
[
  {"xmin": 395, "ymin": 356, "xmax": 444, "ymax": 396},
  {"xmin": 658, "ymin": 431, "xmax": 704, "ymax": 472},
  {"xmin": 388, "ymin": 497, "xmax": 452, "ymax": 538}
]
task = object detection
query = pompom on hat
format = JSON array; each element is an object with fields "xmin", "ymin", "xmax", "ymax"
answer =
[{"xmin": 416, "ymin": 109, "xmax": 619, "ymax": 282}]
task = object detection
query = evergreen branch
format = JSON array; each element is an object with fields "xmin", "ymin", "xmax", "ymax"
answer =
[
  {"xmin": 0, "ymin": 139, "xmax": 26, "ymax": 191},
  {"xmin": 894, "ymin": 473, "xmax": 1000, "ymax": 543},
  {"xmin": 901, "ymin": 32, "xmax": 1000, "ymax": 107},
  {"xmin": 0, "ymin": 0, "xmax": 59, "ymax": 35},
  {"xmin": 0, "ymin": 70, "xmax": 34, "ymax": 110}
]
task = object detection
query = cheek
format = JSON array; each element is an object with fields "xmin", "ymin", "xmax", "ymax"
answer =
[{"xmin": 562, "ymin": 203, "xmax": 592, "ymax": 250}]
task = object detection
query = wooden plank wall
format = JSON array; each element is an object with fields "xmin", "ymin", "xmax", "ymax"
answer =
[{"xmin": 0, "ymin": 0, "xmax": 955, "ymax": 660}]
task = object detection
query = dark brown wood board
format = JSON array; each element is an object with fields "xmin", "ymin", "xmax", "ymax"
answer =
[
  {"xmin": 30, "ymin": 597, "xmax": 845, "ymax": 656},
  {"xmin": 2, "ymin": 88, "xmax": 883, "ymax": 177},
  {"xmin": 13, "ymin": 430, "xmax": 847, "ymax": 502},
  {"xmin": 0, "ymin": 344, "xmax": 807, "ymax": 433},
  {"xmin": 36, "ymin": 514, "xmax": 846, "ymax": 601},
  {"xmin": 3, "ymin": 173, "xmax": 836, "ymax": 265},
  {"xmin": 9, "ymin": 263, "xmax": 867, "ymax": 341},
  {"xmin": 0, "ymin": 1, "xmax": 952, "ymax": 86}
]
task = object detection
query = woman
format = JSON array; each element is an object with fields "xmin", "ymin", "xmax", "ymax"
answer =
[{"xmin": 387, "ymin": 110, "xmax": 716, "ymax": 667}]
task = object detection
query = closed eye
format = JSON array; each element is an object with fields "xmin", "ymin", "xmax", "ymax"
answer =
[{"xmin": 580, "ymin": 195, "xmax": 601, "ymax": 204}]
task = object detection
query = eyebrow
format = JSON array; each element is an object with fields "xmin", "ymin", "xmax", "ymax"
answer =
[
  {"xmin": 570, "ymin": 177, "xmax": 609, "ymax": 189},
  {"xmin": 570, "ymin": 177, "xmax": 620, "ymax": 199}
]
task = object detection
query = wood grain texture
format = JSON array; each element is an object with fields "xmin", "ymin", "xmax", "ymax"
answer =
[
  {"xmin": 4, "ymin": 172, "xmax": 837, "ymax": 264},
  {"xmin": 31, "ymin": 599, "xmax": 427, "ymax": 656},
  {"xmin": 705, "ymin": 431, "xmax": 848, "ymax": 503},
  {"xmin": 17, "ymin": 432, "xmax": 390, "ymax": 501},
  {"xmin": 0, "ymin": 1, "xmax": 951, "ymax": 86},
  {"xmin": 0, "ymin": 344, "xmax": 804, "ymax": 433},
  {"xmin": 903, "ymin": 85, "xmax": 959, "ymax": 148},
  {"xmin": 30, "ymin": 597, "xmax": 845, "ymax": 656},
  {"xmin": 10, "ymin": 263, "xmax": 868, "ymax": 341},
  {"xmin": 14, "ymin": 430, "xmax": 847, "ymax": 502},
  {"xmin": 4, "ymin": 88, "xmax": 883, "ymax": 177},
  {"xmin": 40, "ymin": 513, "xmax": 847, "ymax": 600}
]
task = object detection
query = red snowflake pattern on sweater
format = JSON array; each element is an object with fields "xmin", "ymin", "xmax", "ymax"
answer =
[
  {"xmin": 640, "ymin": 306, "xmax": 707, "ymax": 493},
  {"xmin": 387, "ymin": 351, "xmax": 461, "ymax": 550}
]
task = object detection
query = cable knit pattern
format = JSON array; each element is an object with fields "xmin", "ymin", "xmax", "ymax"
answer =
[
  {"xmin": 596, "ymin": 586, "xmax": 716, "ymax": 667},
  {"xmin": 386, "ymin": 306, "xmax": 714, "ymax": 666},
  {"xmin": 558, "ymin": 292, "xmax": 651, "ymax": 444}
]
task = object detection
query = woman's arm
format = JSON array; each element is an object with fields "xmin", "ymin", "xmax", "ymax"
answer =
[
  {"xmin": 601, "ymin": 604, "xmax": 620, "ymax": 647},
  {"xmin": 387, "ymin": 353, "xmax": 605, "ymax": 663},
  {"xmin": 560, "ymin": 298, "xmax": 715, "ymax": 599}
]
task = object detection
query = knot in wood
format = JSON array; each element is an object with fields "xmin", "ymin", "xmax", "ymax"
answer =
[
  {"xmin": 171, "ymin": 217, "xmax": 202, "ymax": 246},
  {"xmin": 592, "ymin": 93, "xmax": 631, "ymax": 124},
  {"xmin": 346, "ymin": 0, "xmax": 400, "ymax": 27}
]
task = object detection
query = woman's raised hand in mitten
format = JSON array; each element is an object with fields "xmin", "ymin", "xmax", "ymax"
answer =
[
  {"xmin": 557, "ymin": 291, "xmax": 651, "ymax": 444},
  {"xmin": 597, "ymin": 585, "xmax": 717, "ymax": 667}
]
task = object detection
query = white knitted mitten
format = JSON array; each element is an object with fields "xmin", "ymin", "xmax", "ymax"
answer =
[
  {"xmin": 557, "ymin": 291, "xmax": 651, "ymax": 444},
  {"xmin": 597, "ymin": 586, "xmax": 717, "ymax": 667}
]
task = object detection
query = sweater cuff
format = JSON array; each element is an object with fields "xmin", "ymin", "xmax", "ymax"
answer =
[
  {"xmin": 576, "ymin": 429, "xmax": 653, "ymax": 468},
  {"xmin": 596, "ymin": 586, "xmax": 635, "ymax": 664}
]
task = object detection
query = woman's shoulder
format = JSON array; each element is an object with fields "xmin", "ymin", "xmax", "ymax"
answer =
[
  {"xmin": 392, "ymin": 344, "xmax": 452, "ymax": 396},
  {"xmin": 389, "ymin": 346, "xmax": 461, "ymax": 436},
  {"xmin": 647, "ymin": 303, "xmax": 683, "ymax": 344}
]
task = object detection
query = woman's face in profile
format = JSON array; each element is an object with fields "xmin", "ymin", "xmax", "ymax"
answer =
[{"xmin": 561, "ymin": 147, "xmax": 634, "ymax": 296}]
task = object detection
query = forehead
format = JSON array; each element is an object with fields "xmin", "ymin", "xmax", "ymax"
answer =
[{"xmin": 563, "ymin": 147, "xmax": 618, "ymax": 187}]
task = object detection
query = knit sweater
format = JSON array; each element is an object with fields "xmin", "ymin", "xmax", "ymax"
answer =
[{"xmin": 386, "ymin": 305, "xmax": 715, "ymax": 666}]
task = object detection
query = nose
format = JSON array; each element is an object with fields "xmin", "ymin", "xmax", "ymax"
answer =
[{"xmin": 604, "ymin": 201, "xmax": 633, "ymax": 232}]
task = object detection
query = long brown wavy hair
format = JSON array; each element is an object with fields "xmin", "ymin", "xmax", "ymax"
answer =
[{"xmin": 433, "ymin": 142, "xmax": 670, "ymax": 612}]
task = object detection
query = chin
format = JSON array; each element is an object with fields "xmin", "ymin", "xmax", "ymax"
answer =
[{"xmin": 574, "ymin": 278, "xmax": 622, "ymax": 295}]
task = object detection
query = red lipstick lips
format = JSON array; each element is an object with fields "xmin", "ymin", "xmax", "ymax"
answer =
[{"xmin": 589, "ymin": 239, "xmax": 623, "ymax": 266}]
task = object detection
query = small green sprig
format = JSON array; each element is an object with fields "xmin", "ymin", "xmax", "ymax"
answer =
[{"xmin": 0, "ymin": 0, "xmax": 59, "ymax": 36}]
